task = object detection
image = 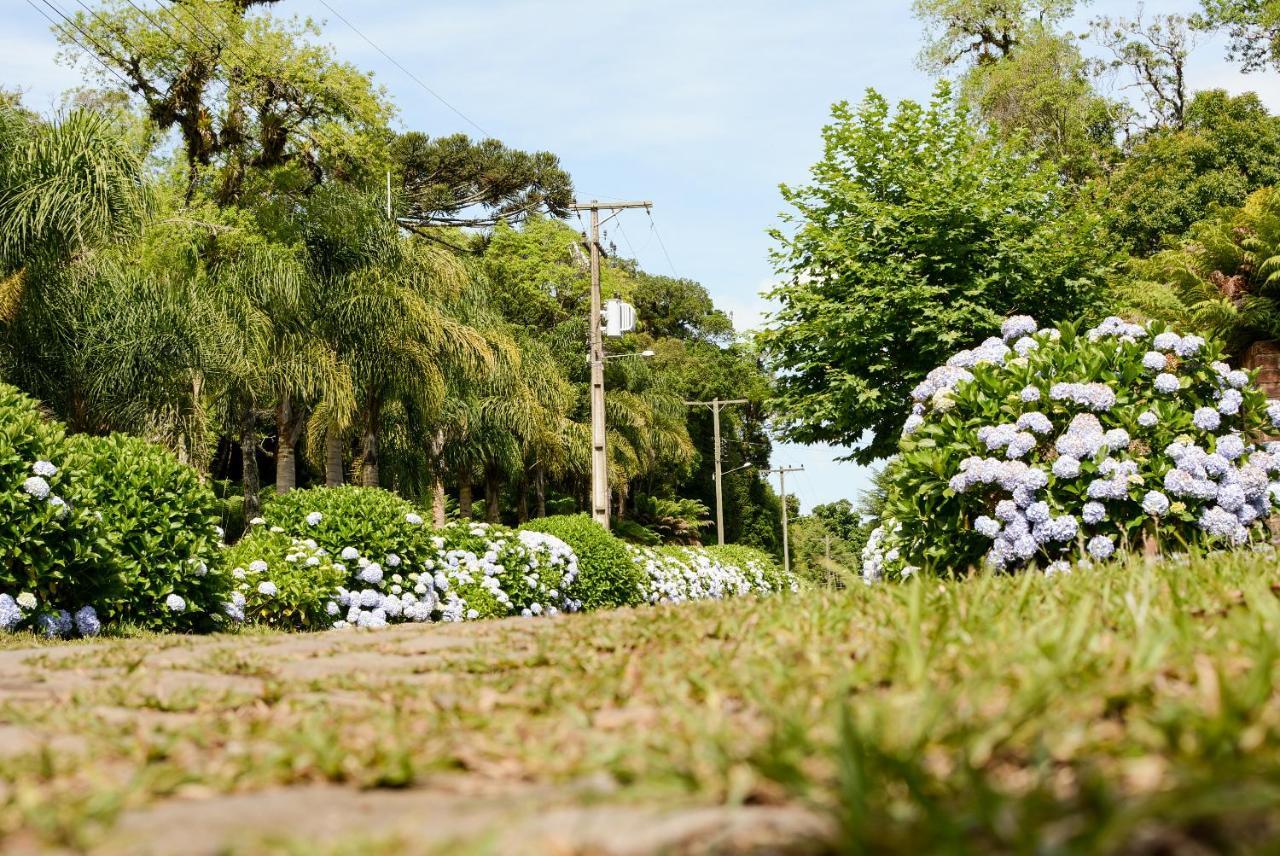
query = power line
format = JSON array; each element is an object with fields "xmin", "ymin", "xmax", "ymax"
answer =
[
  {"xmin": 29, "ymin": 0, "xmax": 137, "ymax": 92},
  {"xmin": 312, "ymin": 0, "xmax": 489, "ymax": 137},
  {"xmin": 645, "ymin": 208, "xmax": 680, "ymax": 278}
]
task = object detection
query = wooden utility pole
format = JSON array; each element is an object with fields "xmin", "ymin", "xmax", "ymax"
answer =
[
  {"xmin": 685, "ymin": 398, "xmax": 748, "ymax": 545},
  {"xmin": 765, "ymin": 466, "xmax": 804, "ymax": 578},
  {"xmin": 569, "ymin": 199, "xmax": 652, "ymax": 529}
]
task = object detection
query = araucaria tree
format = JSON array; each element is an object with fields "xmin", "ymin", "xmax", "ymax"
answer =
[{"xmin": 758, "ymin": 83, "xmax": 1115, "ymax": 463}]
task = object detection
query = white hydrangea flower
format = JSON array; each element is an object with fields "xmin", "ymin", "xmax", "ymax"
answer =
[
  {"xmin": 305, "ymin": 511, "xmax": 323, "ymax": 526},
  {"xmin": 22, "ymin": 476, "xmax": 50, "ymax": 500},
  {"xmin": 16, "ymin": 592, "xmax": 37, "ymax": 610},
  {"xmin": 165, "ymin": 594, "xmax": 186, "ymax": 613}
]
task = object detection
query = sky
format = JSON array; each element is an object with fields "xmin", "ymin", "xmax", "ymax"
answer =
[{"xmin": 7, "ymin": 0, "xmax": 1280, "ymax": 511}]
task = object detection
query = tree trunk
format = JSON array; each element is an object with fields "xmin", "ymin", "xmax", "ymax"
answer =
[
  {"xmin": 516, "ymin": 475, "xmax": 529, "ymax": 525},
  {"xmin": 325, "ymin": 432, "xmax": 344, "ymax": 487},
  {"xmin": 240, "ymin": 403, "xmax": 261, "ymax": 524},
  {"xmin": 432, "ymin": 478, "xmax": 447, "ymax": 527},
  {"xmin": 485, "ymin": 465, "xmax": 501, "ymax": 523},
  {"xmin": 360, "ymin": 397, "xmax": 381, "ymax": 488},
  {"xmin": 275, "ymin": 392, "xmax": 304, "ymax": 494},
  {"xmin": 534, "ymin": 465, "xmax": 546, "ymax": 519},
  {"xmin": 459, "ymin": 477, "xmax": 473, "ymax": 519}
]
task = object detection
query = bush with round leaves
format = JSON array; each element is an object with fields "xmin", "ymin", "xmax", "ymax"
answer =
[
  {"xmin": 221, "ymin": 530, "xmax": 346, "ymax": 630},
  {"xmin": 864, "ymin": 316, "xmax": 1280, "ymax": 581},
  {"xmin": 0, "ymin": 383, "xmax": 112, "ymax": 635},
  {"xmin": 65, "ymin": 433, "xmax": 229, "ymax": 632},
  {"xmin": 259, "ymin": 486, "xmax": 435, "ymax": 567},
  {"xmin": 520, "ymin": 515, "xmax": 646, "ymax": 610}
]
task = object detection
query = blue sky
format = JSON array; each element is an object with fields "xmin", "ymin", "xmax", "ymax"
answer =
[{"xmin": 7, "ymin": 0, "xmax": 1280, "ymax": 511}]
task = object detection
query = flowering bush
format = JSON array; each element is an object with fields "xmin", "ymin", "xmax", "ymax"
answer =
[
  {"xmin": 259, "ymin": 486, "xmax": 434, "ymax": 567},
  {"xmin": 0, "ymin": 383, "xmax": 113, "ymax": 636},
  {"xmin": 864, "ymin": 316, "xmax": 1280, "ymax": 581},
  {"xmin": 520, "ymin": 515, "xmax": 647, "ymax": 610},
  {"xmin": 221, "ymin": 530, "xmax": 346, "ymax": 630},
  {"xmin": 65, "ymin": 434, "xmax": 229, "ymax": 632},
  {"xmin": 629, "ymin": 544, "xmax": 798, "ymax": 604}
]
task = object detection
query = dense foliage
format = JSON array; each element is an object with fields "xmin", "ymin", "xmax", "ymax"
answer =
[
  {"xmin": 65, "ymin": 433, "xmax": 228, "ymax": 631},
  {"xmin": 760, "ymin": 84, "xmax": 1114, "ymax": 462},
  {"xmin": 520, "ymin": 515, "xmax": 647, "ymax": 610},
  {"xmin": 864, "ymin": 316, "xmax": 1280, "ymax": 580}
]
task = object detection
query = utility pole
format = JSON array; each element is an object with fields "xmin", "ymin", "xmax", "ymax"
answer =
[
  {"xmin": 569, "ymin": 199, "xmax": 652, "ymax": 529},
  {"xmin": 765, "ymin": 466, "xmax": 804, "ymax": 578},
  {"xmin": 685, "ymin": 398, "xmax": 748, "ymax": 545}
]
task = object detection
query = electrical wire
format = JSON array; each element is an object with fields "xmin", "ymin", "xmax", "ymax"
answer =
[
  {"xmin": 313, "ymin": 0, "xmax": 489, "ymax": 137},
  {"xmin": 28, "ymin": 0, "xmax": 137, "ymax": 92},
  {"xmin": 645, "ymin": 208, "xmax": 680, "ymax": 278}
]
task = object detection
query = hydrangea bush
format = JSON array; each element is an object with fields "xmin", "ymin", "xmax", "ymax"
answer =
[
  {"xmin": 260, "ymin": 486, "xmax": 435, "ymax": 566},
  {"xmin": 65, "ymin": 434, "xmax": 229, "ymax": 632},
  {"xmin": 520, "ymin": 515, "xmax": 648, "ymax": 610},
  {"xmin": 1, "ymin": 385, "xmax": 112, "ymax": 636},
  {"xmin": 221, "ymin": 531, "xmax": 346, "ymax": 630},
  {"xmin": 864, "ymin": 317, "xmax": 1280, "ymax": 581},
  {"xmin": 629, "ymin": 544, "xmax": 798, "ymax": 604}
]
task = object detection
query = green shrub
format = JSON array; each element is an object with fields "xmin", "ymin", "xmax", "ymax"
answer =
[
  {"xmin": 260, "ymin": 486, "xmax": 434, "ymax": 567},
  {"xmin": 0, "ymin": 383, "xmax": 112, "ymax": 634},
  {"xmin": 65, "ymin": 433, "xmax": 229, "ymax": 632},
  {"xmin": 865, "ymin": 316, "xmax": 1280, "ymax": 581},
  {"xmin": 221, "ymin": 530, "xmax": 346, "ymax": 630},
  {"xmin": 520, "ymin": 515, "xmax": 645, "ymax": 610}
]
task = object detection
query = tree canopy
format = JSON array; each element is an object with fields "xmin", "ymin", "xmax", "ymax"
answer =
[{"xmin": 758, "ymin": 84, "xmax": 1114, "ymax": 462}]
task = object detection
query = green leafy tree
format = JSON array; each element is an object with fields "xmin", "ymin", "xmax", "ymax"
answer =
[
  {"xmin": 391, "ymin": 132, "xmax": 573, "ymax": 229},
  {"xmin": 960, "ymin": 26, "xmax": 1122, "ymax": 181},
  {"xmin": 912, "ymin": 0, "xmax": 1082, "ymax": 69},
  {"xmin": 759, "ymin": 84, "xmax": 1113, "ymax": 463},
  {"xmin": 1095, "ymin": 90, "xmax": 1280, "ymax": 254},
  {"xmin": 1194, "ymin": 0, "xmax": 1280, "ymax": 72}
]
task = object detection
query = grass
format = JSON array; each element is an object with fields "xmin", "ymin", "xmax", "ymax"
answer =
[{"xmin": 2, "ymin": 552, "xmax": 1280, "ymax": 851}]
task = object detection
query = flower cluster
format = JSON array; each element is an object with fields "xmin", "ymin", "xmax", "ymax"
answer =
[
  {"xmin": 629, "ymin": 545, "xmax": 797, "ymax": 603},
  {"xmin": 870, "ymin": 316, "xmax": 1280, "ymax": 581},
  {"xmin": 0, "ymin": 591, "xmax": 101, "ymax": 638}
]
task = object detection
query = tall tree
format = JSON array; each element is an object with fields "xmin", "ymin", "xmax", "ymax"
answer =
[
  {"xmin": 1092, "ymin": 11, "xmax": 1197, "ymax": 131},
  {"xmin": 912, "ymin": 0, "xmax": 1083, "ymax": 70},
  {"xmin": 759, "ymin": 84, "xmax": 1114, "ymax": 463},
  {"xmin": 1194, "ymin": 0, "xmax": 1280, "ymax": 72}
]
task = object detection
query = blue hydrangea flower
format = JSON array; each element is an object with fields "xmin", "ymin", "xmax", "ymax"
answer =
[
  {"xmin": 1142, "ymin": 351, "xmax": 1166, "ymax": 371},
  {"xmin": 1153, "ymin": 331, "xmax": 1181, "ymax": 351},
  {"xmin": 1001, "ymin": 315, "xmax": 1037, "ymax": 341},
  {"xmin": 902, "ymin": 414, "xmax": 924, "ymax": 436},
  {"xmin": 1218, "ymin": 389, "xmax": 1243, "ymax": 415},
  {"xmin": 1137, "ymin": 410, "xmax": 1158, "ymax": 428},
  {"xmin": 1174, "ymin": 335, "xmax": 1204, "ymax": 357},
  {"xmin": 31, "ymin": 461, "xmax": 57, "ymax": 477},
  {"xmin": 22, "ymin": 476, "xmax": 50, "ymax": 499},
  {"xmin": 0, "ymin": 595, "xmax": 24, "ymax": 631},
  {"xmin": 1142, "ymin": 491, "xmax": 1170, "ymax": 516},
  {"xmin": 1217, "ymin": 434, "xmax": 1246, "ymax": 461},
  {"xmin": 1087, "ymin": 535, "xmax": 1115, "ymax": 560},
  {"xmin": 358, "ymin": 563, "xmax": 384, "ymax": 584},
  {"xmin": 1227, "ymin": 369, "xmax": 1248, "ymax": 389},
  {"xmin": 1016, "ymin": 412, "xmax": 1053, "ymax": 435},
  {"xmin": 1154, "ymin": 373, "xmax": 1180, "ymax": 394},
  {"xmin": 1193, "ymin": 407, "xmax": 1221, "ymax": 431},
  {"xmin": 1052, "ymin": 455, "xmax": 1081, "ymax": 478},
  {"xmin": 405, "ymin": 513, "xmax": 424, "ymax": 525},
  {"xmin": 305, "ymin": 511, "xmax": 322, "ymax": 526},
  {"xmin": 73, "ymin": 606, "xmax": 101, "ymax": 637},
  {"xmin": 1020, "ymin": 386, "xmax": 1041, "ymax": 403},
  {"xmin": 974, "ymin": 516, "xmax": 1001, "ymax": 538},
  {"xmin": 257, "ymin": 581, "xmax": 278, "ymax": 597},
  {"xmin": 1083, "ymin": 502, "xmax": 1106, "ymax": 525}
]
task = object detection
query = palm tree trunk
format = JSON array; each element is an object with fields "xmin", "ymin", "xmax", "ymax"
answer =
[
  {"xmin": 431, "ymin": 479, "xmax": 447, "ymax": 527},
  {"xmin": 240, "ymin": 403, "xmax": 261, "ymax": 524},
  {"xmin": 275, "ymin": 392, "xmax": 303, "ymax": 494},
  {"xmin": 516, "ymin": 475, "xmax": 529, "ymax": 524},
  {"xmin": 484, "ymin": 465, "xmax": 500, "ymax": 523},
  {"xmin": 459, "ymin": 477, "xmax": 473, "ymax": 518},
  {"xmin": 534, "ymin": 464, "xmax": 546, "ymax": 519},
  {"xmin": 325, "ymin": 432, "xmax": 344, "ymax": 487},
  {"xmin": 360, "ymin": 397, "xmax": 381, "ymax": 488}
]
